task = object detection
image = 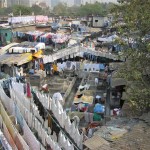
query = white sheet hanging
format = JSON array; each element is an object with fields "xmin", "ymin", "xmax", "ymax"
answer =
[{"xmin": 23, "ymin": 120, "xmax": 40, "ymax": 150}]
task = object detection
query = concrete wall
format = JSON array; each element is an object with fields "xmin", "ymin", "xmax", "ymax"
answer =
[
  {"xmin": 92, "ymin": 16, "xmax": 108, "ymax": 28},
  {"xmin": 0, "ymin": 28, "xmax": 12, "ymax": 45},
  {"xmin": 13, "ymin": 25, "xmax": 50, "ymax": 32}
]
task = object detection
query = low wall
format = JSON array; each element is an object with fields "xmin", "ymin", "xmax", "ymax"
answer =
[{"xmin": 63, "ymin": 77, "xmax": 77, "ymax": 102}]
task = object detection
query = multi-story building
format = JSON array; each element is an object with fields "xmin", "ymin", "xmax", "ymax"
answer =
[
  {"xmin": 6, "ymin": 0, "xmax": 31, "ymax": 7},
  {"xmin": 0, "ymin": 0, "xmax": 7, "ymax": 8},
  {"xmin": 81, "ymin": 0, "xmax": 119, "ymax": 5},
  {"xmin": 6, "ymin": 0, "xmax": 47, "ymax": 7},
  {"xmin": 94, "ymin": 0, "xmax": 118, "ymax": 3}
]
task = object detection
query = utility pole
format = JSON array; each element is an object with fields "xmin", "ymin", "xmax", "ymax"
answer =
[
  {"xmin": 9, "ymin": 13, "xmax": 13, "ymax": 42},
  {"xmin": 20, "ymin": 10, "xmax": 21, "ymax": 16}
]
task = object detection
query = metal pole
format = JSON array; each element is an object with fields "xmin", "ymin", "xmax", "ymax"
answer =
[{"xmin": 11, "ymin": 14, "xmax": 13, "ymax": 42}]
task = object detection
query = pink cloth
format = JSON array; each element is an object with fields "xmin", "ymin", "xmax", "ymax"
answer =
[{"xmin": 36, "ymin": 16, "xmax": 48, "ymax": 23}]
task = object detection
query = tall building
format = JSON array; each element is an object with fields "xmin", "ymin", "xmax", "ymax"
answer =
[
  {"xmin": 6, "ymin": 0, "xmax": 52, "ymax": 7},
  {"xmin": 7, "ymin": 0, "xmax": 31, "ymax": 7},
  {"xmin": 80, "ymin": 0, "xmax": 118, "ymax": 5},
  {"xmin": 0, "ymin": 0, "xmax": 7, "ymax": 8},
  {"xmin": 94, "ymin": 0, "xmax": 118, "ymax": 3},
  {"xmin": 59, "ymin": 0, "xmax": 81, "ymax": 7}
]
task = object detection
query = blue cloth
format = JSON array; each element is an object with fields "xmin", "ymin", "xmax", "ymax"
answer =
[
  {"xmin": 99, "ymin": 64, "xmax": 105, "ymax": 70},
  {"xmin": 15, "ymin": 105, "xmax": 24, "ymax": 128},
  {"xmin": 94, "ymin": 104, "xmax": 104, "ymax": 113},
  {"xmin": 29, "ymin": 69, "xmax": 34, "ymax": 74}
]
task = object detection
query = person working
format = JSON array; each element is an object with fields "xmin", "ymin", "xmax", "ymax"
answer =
[{"xmin": 95, "ymin": 77, "xmax": 99, "ymax": 86}]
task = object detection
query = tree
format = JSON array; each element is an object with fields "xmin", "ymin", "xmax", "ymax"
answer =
[
  {"xmin": 12, "ymin": 5, "xmax": 32, "ymax": 16},
  {"xmin": 53, "ymin": 3, "xmax": 67, "ymax": 16},
  {"xmin": 52, "ymin": 2, "xmax": 113, "ymax": 17},
  {"xmin": 0, "ymin": 7, "xmax": 13, "ymax": 16},
  {"xmin": 113, "ymin": 0, "xmax": 150, "ymax": 113},
  {"xmin": 31, "ymin": 5, "xmax": 43, "ymax": 15},
  {"xmin": 77, "ymin": 2, "xmax": 107, "ymax": 16}
]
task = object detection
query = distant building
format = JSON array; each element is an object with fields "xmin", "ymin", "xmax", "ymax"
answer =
[
  {"xmin": 81, "ymin": 0, "xmax": 96, "ymax": 5},
  {"xmin": 0, "ymin": 0, "xmax": 7, "ymax": 8},
  {"xmin": 6, "ymin": 0, "xmax": 31, "ymax": 7},
  {"xmin": 92, "ymin": 16, "xmax": 108, "ymax": 28},
  {"xmin": 6, "ymin": 0, "xmax": 45, "ymax": 7},
  {"xmin": 81, "ymin": 0, "xmax": 118, "ymax": 5}
]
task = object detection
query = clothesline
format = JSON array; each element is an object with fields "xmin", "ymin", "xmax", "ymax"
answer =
[
  {"xmin": 8, "ymin": 16, "xmax": 48, "ymax": 24},
  {"xmin": 43, "ymin": 45, "xmax": 122, "ymax": 63},
  {"xmin": 0, "ymin": 79, "xmax": 62, "ymax": 150},
  {"xmin": 15, "ymin": 31, "xmax": 71, "ymax": 44},
  {"xmin": 10, "ymin": 84, "xmax": 61, "ymax": 150},
  {"xmin": 34, "ymin": 89, "xmax": 80, "ymax": 150},
  {"xmin": 48, "ymin": 111, "xmax": 81, "ymax": 150},
  {"xmin": 10, "ymin": 80, "xmax": 81, "ymax": 150}
]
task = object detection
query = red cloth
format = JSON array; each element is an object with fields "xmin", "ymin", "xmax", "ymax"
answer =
[{"xmin": 27, "ymin": 83, "xmax": 31, "ymax": 98}]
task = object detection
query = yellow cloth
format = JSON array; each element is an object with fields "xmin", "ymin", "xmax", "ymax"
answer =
[
  {"xmin": 52, "ymin": 64, "xmax": 58, "ymax": 72},
  {"xmin": 32, "ymin": 50, "xmax": 43, "ymax": 58},
  {"xmin": 74, "ymin": 95, "xmax": 93, "ymax": 104}
]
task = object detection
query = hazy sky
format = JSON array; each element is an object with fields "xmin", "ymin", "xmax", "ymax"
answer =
[
  {"xmin": 99, "ymin": 0, "xmax": 118, "ymax": 3},
  {"xmin": 60, "ymin": 0, "xmax": 118, "ymax": 3}
]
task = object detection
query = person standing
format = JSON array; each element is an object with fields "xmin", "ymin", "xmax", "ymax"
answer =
[{"xmin": 95, "ymin": 77, "xmax": 99, "ymax": 86}]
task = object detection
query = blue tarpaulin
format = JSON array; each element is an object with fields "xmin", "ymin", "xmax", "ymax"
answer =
[{"xmin": 94, "ymin": 103, "xmax": 105, "ymax": 113}]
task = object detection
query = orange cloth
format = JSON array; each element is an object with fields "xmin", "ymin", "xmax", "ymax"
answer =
[{"xmin": 40, "ymin": 63, "xmax": 44, "ymax": 70}]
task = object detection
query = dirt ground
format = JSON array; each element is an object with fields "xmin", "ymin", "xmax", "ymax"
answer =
[{"xmin": 108, "ymin": 112, "xmax": 150, "ymax": 150}]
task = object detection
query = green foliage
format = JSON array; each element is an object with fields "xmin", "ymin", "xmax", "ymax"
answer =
[
  {"xmin": 0, "ymin": 7, "xmax": 13, "ymax": 16},
  {"xmin": 113, "ymin": 0, "xmax": 150, "ymax": 113},
  {"xmin": 0, "ymin": 5, "xmax": 48, "ymax": 16},
  {"xmin": 13, "ymin": 5, "xmax": 32, "ymax": 16},
  {"xmin": 53, "ymin": 3, "xmax": 68, "ymax": 16},
  {"xmin": 31, "ymin": 5, "xmax": 43, "ymax": 15},
  {"xmin": 53, "ymin": 2, "xmax": 115, "ymax": 17},
  {"xmin": 77, "ymin": 3, "xmax": 105, "ymax": 16}
]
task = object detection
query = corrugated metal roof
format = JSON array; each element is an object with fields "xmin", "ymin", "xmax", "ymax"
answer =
[{"xmin": 0, "ymin": 53, "xmax": 32, "ymax": 66}]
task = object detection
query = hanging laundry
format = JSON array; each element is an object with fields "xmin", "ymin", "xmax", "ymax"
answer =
[
  {"xmin": 0, "ymin": 129, "xmax": 13, "ymax": 150},
  {"xmin": 26, "ymin": 82, "xmax": 31, "ymax": 98},
  {"xmin": 51, "ymin": 117, "xmax": 60, "ymax": 142},
  {"xmin": 23, "ymin": 120, "xmax": 40, "ymax": 150},
  {"xmin": 52, "ymin": 64, "xmax": 58, "ymax": 72}
]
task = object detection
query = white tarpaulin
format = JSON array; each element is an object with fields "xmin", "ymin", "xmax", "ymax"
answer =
[
  {"xmin": 42, "ymin": 45, "xmax": 123, "ymax": 64},
  {"xmin": 98, "ymin": 35, "xmax": 119, "ymax": 43},
  {"xmin": 0, "ymin": 43, "xmax": 19, "ymax": 55},
  {"xmin": 52, "ymin": 45, "xmax": 80, "ymax": 60}
]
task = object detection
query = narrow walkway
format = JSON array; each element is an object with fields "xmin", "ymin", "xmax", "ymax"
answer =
[{"xmin": 64, "ymin": 78, "xmax": 82, "ymax": 109}]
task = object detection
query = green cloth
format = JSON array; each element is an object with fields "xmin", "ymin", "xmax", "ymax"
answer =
[{"xmin": 93, "ymin": 113, "xmax": 102, "ymax": 121}]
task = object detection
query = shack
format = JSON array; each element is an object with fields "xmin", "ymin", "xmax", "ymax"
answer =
[
  {"xmin": 92, "ymin": 16, "xmax": 108, "ymax": 28},
  {"xmin": 0, "ymin": 26, "xmax": 12, "ymax": 46}
]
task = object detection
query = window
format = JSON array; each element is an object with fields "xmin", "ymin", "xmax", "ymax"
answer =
[
  {"xmin": 95, "ymin": 20, "xmax": 98, "ymax": 22},
  {"xmin": 5, "ymin": 33, "xmax": 7, "ymax": 36}
]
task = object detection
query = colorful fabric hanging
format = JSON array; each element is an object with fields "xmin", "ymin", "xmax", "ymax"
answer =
[{"xmin": 26, "ymin": 83, "xmax": 31, "ymax": 98}]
